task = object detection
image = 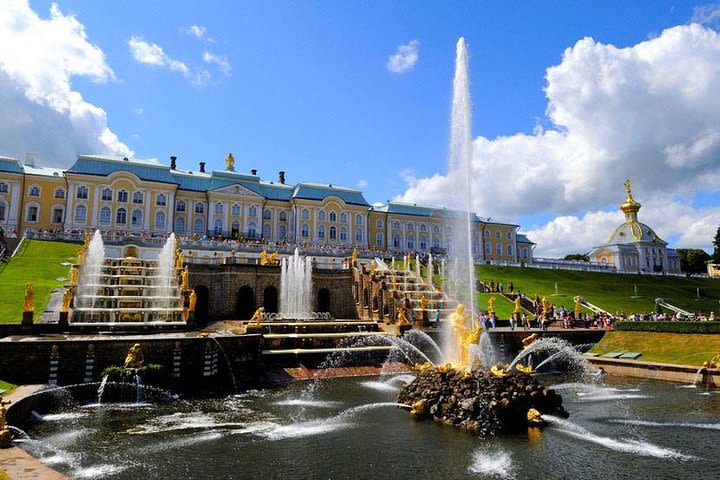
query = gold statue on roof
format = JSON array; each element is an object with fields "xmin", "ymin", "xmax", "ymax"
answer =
[{"xmin": 225, "ymin": 153, "xmax": 235, "ymax": 171}]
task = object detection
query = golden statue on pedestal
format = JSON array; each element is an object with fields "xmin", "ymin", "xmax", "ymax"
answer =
[
  {"xmin": 369, "ymin": 263, "xmax": 376, "ymax": 277},
  {"xmin": 449, "ymin": 304, "xmax": 481, "ymax": 368},
  {"xmin": 488, "ymin": 296, "xmax": 495, "ymax": 314},
  {"xmin": 351, "ymin": 248, "xmax": 358, "ymax": 266},
  {"xmin": 260, "ymin": 250, "xmax": 279, "ymax": 266},
  {"xmin": 249, "ymin": 307, "xmax": 265, "ymax": 325},
  {"xmin": 396, "ymin": 307, "xmax": 410, "ymax": 325},
  {"xmin": 405, "ymin": 253, "xmax": 412, "ymax": 269},
  {"xmin": 61, "ymin": 288, "xmax": 73, "ymax": 313},
  {"xmin": 70, "ymin": 266, "xmax": 79, "ymax": 286},
  {"xmin": 574, "ymin": 297, "xmax": 582, "ymax": 318},
  {"xmin": 225, "ymin": 152, "xmax": 235, "ymax": 172},
  {"xmin": 513, "ymin": 296, "xmax": 521, "ymax": 314},
  {"xmin": 419, "ymin": 294, "xmax": 428, "ymax": 312},
  {"xmin": 541, "ymin": 297, "xmax": 548, "ymax": 317},
  {"xmin": 123, "ymin": 343, "xmax": 144, "ymax": 369},
  {"xmin": 77, "ymin": 248, "xmax": 86, "ymax": 265},
  {"xmin": 180, "ymin": 267, "xmax": 189, "ymax": 289},
  {"xmin": 0, "ymin": 396, "xmax": 12, "ymax": 448},
  {"xmin": 23, "ymin": 283, "xmax": 34, "ymax": 313},
  {"xmin": 176, "ymin": 251, "xmax": 184, "ymax": 270},
  {"xmin": 189, "ymin": 290, "xmax": 197, "ymax": 311}
]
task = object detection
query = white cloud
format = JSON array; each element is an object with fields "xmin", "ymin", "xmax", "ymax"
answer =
[
  {"xmin": 180, "ymin": 24, "xmax": 207, "ymax": 39},
  {"xmin": 356, "ymin": 179, "xmax": 368, "ymax": 188},
  {"xmin": 0, "ymin": 0, "xmax": 132, "ymax": 165},
  {"xmin": 134, "ymin": 107, "xmax": 143, "ymax": 116},
  {"xmin": 128, "ymin": 36, "xmax": 189, "ymax": 74},
  {"xmin": 691, "ymin": 3, "xmax": 720, "ymax": 28},
  {"xmin": 387, "ymin": 40, "xmax": 419, "ymax": 74},
  {"xmin": 396, "ymin": 24, "xmax": 720, "ymax": 253},
  {"xmin": 202, "ymin": 51, "xmax": 231, "ymax": 76}
]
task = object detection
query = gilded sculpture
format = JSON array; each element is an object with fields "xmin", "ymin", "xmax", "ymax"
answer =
[
  {"xmin": 260, "ymin": 250, "xmax": 279, "ymax": 266},
  {"xmin": 396, "ymin": 307, "xmax": 410, "ymax": 325},
  {"xmin": 189, "ymin": 290, "xmax": 197, "ymax": 311},
  {"xmin": 124, "ymin": 343, "xmax": 144, "ymax": 369},
  {"xmin": 23, "ymin": 283, "xmax": 34, "ymax": 313},
  {"xmin": 419, "ymin": 294, "xmax": 429, "ymax": 312},
  {"xmin": 513, "ymin": 296, "xmax": 521, "ymax": 314},
  {"xmin": 70, "ymin": 266, "xmax": 79, "ymax": 286},
  {"xmin": 488, "ymin": 296, "xmax": 495, "ymax": 314},
  {"xmin": 0, "ymin": 396, "xmax": 11, "ymax": 448},
  {"xmin": 249, "ymin": 307, "xmax": 265, "ymax": 325},
  {"xmin": 225, "ymin": 152, "xmax": 235, "ymax": 171},
  {"xmin": 61, "ymin": 288, "xmax": 73, "ymax": 313},
  {"xmin": 181, "ymin": 268, "xmax": 188, "ymax": 289}
]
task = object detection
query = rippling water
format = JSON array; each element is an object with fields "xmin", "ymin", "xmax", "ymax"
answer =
[{"xmin": 20, "ymin": 375, "xmax": 720, "ymax": 479}]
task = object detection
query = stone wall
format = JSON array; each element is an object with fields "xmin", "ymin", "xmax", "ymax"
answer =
[{"xmin": 188, "ymin": 263, "xmax": 357, "ymax": 320}]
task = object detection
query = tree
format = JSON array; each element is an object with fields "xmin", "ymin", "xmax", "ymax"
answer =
[
  {"xmin": 564, "ymin": 254, "xmax": 589, "ymax": 262},
  {"xmin": 713, "ymin": 226, "xmax": 720, "ymax": 264},
  {"xmin": 677, "ymin": 248, "xmax": 710, "ymax": 275}
]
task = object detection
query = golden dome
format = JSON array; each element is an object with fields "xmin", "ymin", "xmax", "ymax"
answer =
[{"xmin": 620, "ymin": 179, "xmax": 640, "ymax": 215}]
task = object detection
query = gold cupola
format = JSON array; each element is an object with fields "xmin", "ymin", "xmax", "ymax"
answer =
[{"xmin": 620, "ymin": 179, "xmax": 640, "ymax": 222}]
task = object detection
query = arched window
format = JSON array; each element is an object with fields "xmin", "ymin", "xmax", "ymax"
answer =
[
  {"xmin": 213, "ymin": 219, "xmax": 223, "ymax": 235},
  {"xmin": 433, "ymin": 237, "xmax": 440, "ymax": 249},
  {"xmin": 507, "ymin": 244, "xmax": 513, "ymax": 256},
  {"xmin": 25, "ymin": 204, "xmax": 38, "ymax": 222},
  {"xmin": 77, "ymin": 186, "xmax": 89, "ymax": 199},
  {"xmin": 215, "ymin": 202, "xmax": 223, "ymax": 214},
  {"xmin": 433, "ymin": 225, "xmax": 440, "ymax": 234},
  {"xmin": 279, "ymin": 211, "xmax": 287, "ymax": 222},
  {"xmin": 393, "ymin": 221, "xmax": 400, "ymax": 230},
  {"xmin": 376, "ymin": 219, "xmax": 383, "ymax": 228},
  {"xmin": 247, "ymin": 222, "xmax": 257, "ymax": 238},
  {"xmin": 340, "ymin": 213, "xmax": 347, "ymax": 224},
  {"xmin": 176, "ymin": 200, "xmax": 186, "ymax": 212},
  {"xmin": 28, "ymin": 185, "xmax": 40, "ymax": 197},
  {"xmin": 318, "ymin": 211, "xmax": 326, "ymax": 221},
  {"xmin": 231, "ymin": 204, "xmax": 240, "ymax": 215},
  {"xmin": 393, "ymin": 234, "xmax": 401, "ymax": 248},
  {"xmin": 340, "ymin": 227, "xmax": 347, "ymax": 241},
  {"xmin": 54, "ymin": 188, "xmax": 65, "ymax": 199},
  {"xmin": 131, "ymin": 209, "xmax": 143, "ymax": 226},
  {"xmin": 263, "ymin": 223, "xmax": 271, "ymax": 238},
  {"xmin": 74, "ymin": 204, "xmax": 87, "ymax": 223},
  {"xmin": 420, "ymin": 224, "xmax": 427, "ymax": 232},
  {"xmin": 263, "ymin": 209, "xmax": 271, "ymax": 220},
  {"xmin": 407, "ymin": 223, "xmax": 414, "ymax": 231},
  {"xmin": 175, "ymin": 216, "xmax": 186, "ymax": 234},
  {"xmin": 420, "ymin": 236, "xmax": 427, "ymax": 250},
  {"xmin": 133, "ymin": 191, "xmax": 143, "ymax": 204},
  {"xmin": 301, "ymin": 223, "xmax": 309, "ymax": 238},
  {"xmin": 355, "ymin": 228, "xmax": 362, "ymax": 243},
  {"xmin": 318, "ymin": 225, "xmax": 326, "ymax": 239},
  {"xmin": 485, "ymin": 242, "xmax": 491, "ymax": 254},
  {"xmin": 329, "ymin": 226, "xmax": 337, "ymax": 240},
  {"xmin": 194, "ymin": 218, "xmax": 204, "ymax": 234},
  {"xmin": 496, "ymin": 243, "xmax": 502, "ymax": 255},
  {"xmin": 116, "ymin": 207, "xmax": 127, "ymax": 224},
  {"xmin": 155, "ymin": 211, "xmax": 166, "ymax": 229},
  {"xmin": 506, "ymin": 232, "xmax": 512, "ymax": 240},
  {"xmin": 156, "ymin": 193, "xmax": 166, "ymax": 206},
  {"xmin": 231, "ymin": 220, "xmax": 240, "ymax": 234},
  {"xmin": 279, "ymin": 225, "xmax": 287, "ymax": 239},
  {"xmin": 195, "ymin": 203, "xmax": 205, "ymax": 214},
  {"xmin": 301, "ymin": 209, "xmax": 309, "ymax": 220},
  {"xmin": 117, "ymin": 190, "xmax": 128, "ymax": 203},
  {"xmin": 248, "ymin": 206, "xmax": 257, "ymax": 217},
  {"xmin": 355, "ymin": 214, "xmax": 362, "ymax": 225},
  {"xmin": 484, "ymin": 230, "xmax": 491, "ymax": 237},
  {"xmin": 376, "ymin": 232, "xmax": 383, "ymax": 247},
  {"xmin": 99, "ymin": 207, "xmax": 111, "ymax": 224},
  {"xmin": 495, "ymin": 230, "xmax": 501, "ymax": 238},
  {"xmin": 329, "ymin": 211, "xmax": 337, "ymax": 222},
  {"xmin": 407, "ymin": 235, "xmax": 414, "ymax": 250},
  {"xmin": 101, "ymin": 188, "xmax": 111, "ymax": 201}
]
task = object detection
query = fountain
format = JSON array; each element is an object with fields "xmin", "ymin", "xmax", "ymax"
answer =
[
  {"xmin": 76, "ymin": 230, "xmax": 105, "ymax": 311},
  {"xmin": 279, "ymin": 248, "xmax": 313, "ymax": 319}
]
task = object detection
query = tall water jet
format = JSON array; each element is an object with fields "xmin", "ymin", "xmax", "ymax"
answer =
[
  {"xmin": 77, "ymin": 230, "xmax": 105, "ymax": 310},
  {"xmin": 442, "ymin": 37, "xmax": 477, "ymax": 362},
  {"xmin": 280, "ymin": 249, "xmax": 313, "ymax": 318},
  {"xmin": 426, "ymin": 253, "xmax": 434, "ymax": 287},
  {"xmin": 155, "ymin": 233, "xmax": 177, "ymax": 317}
]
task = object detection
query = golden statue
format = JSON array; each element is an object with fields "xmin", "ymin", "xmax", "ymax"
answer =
[
  {"xmin": 123, "ymin": 343, "xmax": 144, "ymax": 369},
  {"xmin": 181, "ymin": 268, "xmax": 188, "ymax": 289},
  {"xmin": 527, "ymin": 408, "xmax": 543, "ymax": 425},
  {"xmin": 225, "ymin": 152, "xmax": 235, "ymax": 171},
  {"xmin": 249, "ymin": 307, "xmax": 265, "ymax": 325},
  {"xmin": 624, "ymin": 179, "xmax": 634, "ymax": 200},
  {"xmin": 410, "ymin": 400, "xmax": 427, "ymax": 416},
  {"xmin": 189, "ymin": 290, "xmax": 197, "ymax": 311},
  {"xmin": 391, "ymin": 275, "xmax": 397, "ymax": 291},
  {"xmin": 70, "ymin": 266, "xmax": 79, "ymax": 286},
  {"xmin": 516, "ymin": 363, "xmax": 533, "ymax": 375},
  {"xmin": 413, "ymin": 361, "xmax": 432, "ymax": 372},
  {"xmin": 574, "ymin": 297, "xmax": 582, "ymax": 318},
  {"xmin": 488, "ymin": 296, "xmax": 495, "ymax": 314},
  {"xmin": 449, "ymin": 304, "xmax": 481, "ymax": 368},
  {"xmin": 396, "ymin": 307, "xmax": 410, "ymax": 325},
  {"xmin": 351, "ymin": 248, "xmax": 358, "ymax": 266},
  {"xmin": 175, "ymin": 251, "xmax": 184, "ymax": 270},
  {"xmin": 0, "ymin": 396, "xmax": 11, "ymax": 448},
  {"xmin": 419, "ymin": 294, "xmax": 429, "ymax": 312},
  {"xmin": 490, "ymin": 364, "xmax": 507, "ymax": 378},
  {"xmin": 260, "ymin": 250, "xmax": 279, "ymax": 266},
  {"xmin": 541, "ymin": 297, "xmax": 548, "ymax": 317},
  {"xmin": 61, "ymin": 288, "xmax": 73, "ymax": 313},
  {"xmin": 405, "ymin": 253, "xmax": 412, "ymax": 269},
  {"xmin": 83, "ymin": 232, "xmax": 91, "ymax": 248},
  {"xmin": 369, "ymin": 263, "xmax": 376, "ymax": 276},
  {"xmin": 513, "ymin": 296, "xmax": 521, "ymax": 314},
  {"xmin": 23, "ymin": 283, "xmax": 34, "ymax": 313},
  {"xmin": 522, "ymin": 333, "xmax": 538, "ymax": 348},
  {"xmin": 77, "ymin": 248, "xmax": 86, "ymax": 265}
]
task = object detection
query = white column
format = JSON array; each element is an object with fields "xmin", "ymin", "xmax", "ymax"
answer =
[
  {"xmin": 9, "ymin": 181, "xmax": 21, "ymax": 227},
  {"xmin": 90, "ymin": 186, "xmax": 100, "ymax": 227},
  {"xmin": 224, "ymin": 201, "xmax": 229, "ymax": 236},
  {"xmin": 143, "ymin": 189, "xmax": 151, "ymax": 230},
  {"xmin": 63, "ymin": 183, "xmax": 74, "ymax": 229}
]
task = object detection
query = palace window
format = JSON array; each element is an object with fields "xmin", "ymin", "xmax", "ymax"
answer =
[
  {"xmin": 156, "ymin": 193, "xmax": 166, "ymax": 206},
  {"xmin": 0, "ymin": 183, "xmax": 7, "ymax": 193},
  {"xmin": 340, "ymin": 213, "xmax": 347, "ymax": 224},
  {"xmin": 77, "ymin": 186, "xmax": 89, "ymax": 199},
  {"xmin": 507, "ymin": 245, "xmax": 513, "ymax": 256},
  {"xmin": 340, "ymin": 227, "xmax": 347, "ymax": 241},
  {"xmin": 213, "ymin": 219, "xmax": 223, "ymax": 235},
  {"xmin": 193, "ymin": 218, "xmax": 204, "ymax": 234},
  {"xmin": 26, "ymin": 205, "xmax": 38, "ymax": 222},
  {"xmin": 301, "ymin": 223, "xmax": 309, "ymax": 238},
  {"xmin": 433, "ymin": 237, "xmax": 440, "ymax": 249},
  {"xmin": 376, "ymin": 232, "xmax": 383, "ymax": 247},
  {"xmin": 101, "ymin": 188, "xmax": 112, "ymax": 201},
  {"xmin": 29, "ymin": 185, "xmax": 40, "ymax": 197},
  {"xmin": 419, "ymin": 224, "xmax": 427, "ymax": 232},
  {"xmin": 485, "ymin": 242, "xmax": 491, "ymax": 254},
  {"xmin": 74, "ymin": 204, "xmax": 87, "ymax": 223},
  {"xmin": 355, "ymin": 214, "xmax": 362, "ymax": 225},
  {"xmin": 195, "ymin": 203, "xmax": 205, "ymax": 214},
  {"xmin": 393, "ymin": 221, "xmax": 400, "ymax": 230},
  {"xmin": 484, "ymin": 230, "xmax": 490, "ymax": 237},
  {"xmin": 407, "ymin": 235, "xmax": 414, "ymax": 250},
  {"xmin": 506, "ymin": 232, "xmax": 512, "ymax": 240},
  {"xmin": 318, "ymin": 225, "xmax": 326, "ymax": 239},
  {"xmin": 99, "ymin": 207, "xmax": 111, "ymax": 224},
  {"xmin": 329, "ymin": 211, "xmax": 337, "ymax": 222},
  {"xmin": 318, "ymin": 211, "xmax": 326, "ymax": 221},
  {"xmin": 155, "ymin": 211, "xmax": 166, "ymax": 229},
  {"xmin": 407, "ymin": 223, "xmax": 414, "ymax": 231},
  {"xmin": 131, "ymin": 209, "xmax": 143, "ymax": 226},
  {"xmin": 279, "ymin": 211, "xmax": 287, "ymax": 222},
  {"xmin": 215, "ymin": 202, "xmax": 224, "ymax": 214},
  {"xmin": 496, "ymin": 243, "xmax": 502, "ymax": 255},
  {"xmin": 263, "ymin": 209, "xmax": 271, "ymax": 220},
  {"xmin": 329, "ymin": 226, "xmax": 336, "ymax": 240},
  {"xmin": 420, "ymin": 236, "xmax": 427, "ymax": 250},
  {"xmin": 433, "ymin": 225, "xmax": 440, "ymax": 234},
  {"xmin": 176, "ymin": 201, "xmax": 186, "ymax": 212},
  {"xmin": 279, "ymin": 225, "xmax": 287, "ymax": 239},
  {"xmin": 355, "ymin": 228, "xmax": 362, "ymax": 243},
  {"xmin": 376, "ymin": 219, "xmax": 383, "ymax": 228},
  {"xmin": 54, "ymin": 188, "xmax": 65, "ymax": 199},
  {"xmin": 133, "ymin": 191, "xmax": 143, "ymax": 204},
  {"xmin": 301, "ymin": 209, "xmax": 309, "ymax": 220},
  {"xmin": 263, "ymin": 224, "xmax": 271, "ymax": 238},
  {"xmin": 116, "ymin": 207, "xmax": 127, "ymax": 224},
  {"xmin": 175, "ymin": 217, "xmax": 186, "ymax": 234},
  {"xmin": 247, "ymin": 223, "xmax": 257, "ymax": 239},
  {"xmin": 52, "ymin": 208, "xmax": 63, "ymax": 224},
  {"xmin": 248, "ymin": 206, "xmax": 257, "ymax": 217},
  {"xmin": 117, "ymin": 190, "xmax": 128, "ymax": 203},
  {"xmin": 232, "ymin": 204, "xmax": 240, "ymax": 215},
  {"xmin": 495, "ymin": 230, "xmax": 501, "ymax": 238},
  {"xmin": 393, "ymin": 234, "xmax": 401, "ymax": 248}
]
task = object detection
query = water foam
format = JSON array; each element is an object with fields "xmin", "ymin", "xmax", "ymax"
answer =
[
  {"xmin": 468, "ymin": 448, "xmax": 515, "ymax": 478},
  {"xmin": 607, "ymin": 418, "xmax": 720, "ymax": 431},
  {"xmin": 274, "ymin": 399, "xmax": 342, "ymax": 408},
  {"xmin": 74, "ymin": 464, "xmax": 128, "ymax": 479},
  {"xmin": 39, "ymin": 412, "xmax": 89, "ymax": 421}
]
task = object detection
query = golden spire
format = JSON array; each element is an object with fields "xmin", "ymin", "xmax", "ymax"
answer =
[
  {"xmin": 225, "ymin": 152, "xmax": 235, "ymax": 172},
  {"xmin": 620, "ymin": 178, "xmax": 641, "ymax": 221}
]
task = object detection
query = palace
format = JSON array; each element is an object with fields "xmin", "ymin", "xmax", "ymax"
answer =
[
  {"xmin": 0, "ymin": 153, "xmax": 534, "ymax": 263},
  {"xmin": 589, "ymin": 180, "xmax": 681, "ymax": 274}
]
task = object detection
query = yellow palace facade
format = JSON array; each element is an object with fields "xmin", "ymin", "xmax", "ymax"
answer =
[{"xmin": 0, "ymin": 153, "xmax": 534, "ymax": 262}]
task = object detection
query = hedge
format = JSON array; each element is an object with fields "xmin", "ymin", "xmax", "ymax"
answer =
[{"xmin": 615, "ymin": 321, "xmax": 720, "ymax": 334}]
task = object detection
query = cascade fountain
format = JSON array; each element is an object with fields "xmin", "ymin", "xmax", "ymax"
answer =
[
  {"xmin": 76, "ymin": 230, "xmax": 105, "ymax": 311},
  {"xmin": 426, "ymin": 253, "xmax": 434, "ymax": 287},
  {"xmin": 154, "ymin": 233, "xmax": 177, "ymax": 317},
  {"xmin": 279, "ymin": 248, "xmax": 313, "ymax": 318}
]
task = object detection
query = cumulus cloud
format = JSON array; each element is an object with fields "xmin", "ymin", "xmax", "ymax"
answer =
[
  {"xmin": 128, "ymin": 36, "xmax": 189, "ymax": 74},
  {"xmin": 0, "ymin": 0, "xmax": 132, "ymax": 166},
  {"xmin": 387, "ymin": 40, "xmax": 419, "ymax": 74},
  {"xmin": 180, "ymin": 24, "xmax": 207, "ymax": 39},
  {"xmin": 396, "ymin": 24, "xmax": 720, "ymax": 254},
  {"xmin": 202, "ymin": 51, "xmax": 231, "ymax": 76}
]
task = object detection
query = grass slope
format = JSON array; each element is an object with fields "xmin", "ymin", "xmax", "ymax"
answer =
[
  {"xmin": 0, "ymin": 240, "xmax": 80, "ymax": 323},
  {"xmin": 477, "ymin": 264, "xmax": 720, "ymax": 316},
  {"xmin": 590, "ymin": 331, "xmax": 720, "ymax": 366}
]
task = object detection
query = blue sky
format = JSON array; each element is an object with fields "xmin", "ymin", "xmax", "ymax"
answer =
[{"xmin": 2, "ymin": 1, "xmax": 720, "ymax": 255}]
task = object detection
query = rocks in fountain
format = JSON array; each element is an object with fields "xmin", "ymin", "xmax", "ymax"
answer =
[{"xmin": 397, "ymin": 368, "xmax": 568, "ymax": 435}]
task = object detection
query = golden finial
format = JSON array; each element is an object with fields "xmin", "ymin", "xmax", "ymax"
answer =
[
  {"xmin": 620, "ymin": 178, "xmax": 641, "ymax": 217},
  {"xmin": 225, "ymin": 152, "xmax": 235, "ymax": 171},
  {"xmin": 624, "ymin": 179, "xmax": 633, "ymax": 198}
]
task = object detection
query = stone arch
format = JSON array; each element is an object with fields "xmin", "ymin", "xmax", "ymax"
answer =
[
  {"xmin": 194, "ymin": 285, "xmax": 210, "ymax": 324},
  {"xmin": 317, "ymin": 288, "xmax": 331, "ymax": 313},
  {"xmin": 263, "ymin": 285, "xmax": 278, "ymax": 313},
  {"xmin": 236, "ymin": 285, "xmax": 255, "ymax": 320}
]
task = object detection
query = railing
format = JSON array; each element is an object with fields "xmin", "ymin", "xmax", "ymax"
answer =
[{"xmin": 655, "ymin": 298, "xmax": 695, "ymax": 319}]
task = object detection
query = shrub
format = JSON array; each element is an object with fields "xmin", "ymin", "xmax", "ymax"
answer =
[{"xmin": 615, "ymin": 321, "xmax": 720, "ymax": 334}]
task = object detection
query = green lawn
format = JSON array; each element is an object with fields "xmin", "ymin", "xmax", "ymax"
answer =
[
  {"xmin": 476, "ymin": 292, "xmax": 517, "ymax": 319},
  {"xmin": 476, "ymin": 264, "xmax": 720, "ymax": 316},
  {"xmin": 590, "ymin": 331, "xmax": 720, "ymax": 366},
  {"xmin": 0, "ymin": 240, "xmax": 81, "ymax": 323},
  {"xmin": 0, "ymin": 380, "xmax": 17, "ymax": 394}
]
